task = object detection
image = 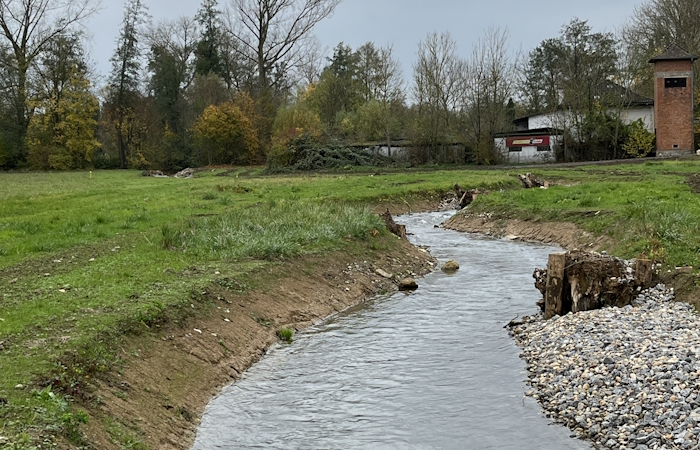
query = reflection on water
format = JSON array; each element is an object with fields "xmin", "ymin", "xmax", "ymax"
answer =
[{"xmin": 192, "ymin": 212, "xmax": 591, "ymax": 450}]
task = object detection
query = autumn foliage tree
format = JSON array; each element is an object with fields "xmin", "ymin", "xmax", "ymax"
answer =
[
  {"xmin": 27, "ymin": 72, "xmax": 100, "ymax": 169},
  {"xmin": 191, "ymin": 101, "xmax": 258, "ymax": 165}
]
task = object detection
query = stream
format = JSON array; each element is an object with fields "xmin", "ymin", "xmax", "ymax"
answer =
[{"xmin": 191, "ymin": 211, "xmax": 591, "ymax": 449}]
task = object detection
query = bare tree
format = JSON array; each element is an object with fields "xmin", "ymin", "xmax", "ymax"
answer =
[
  {"xmin": 297, "ymin": 35, "xmax": 324, "ymax": 85},
  {"xmin": 413, "ymin": 32, "xmax": 466, "ymax": 155},
  {"xmin": 374, "ymin": 44, "xmax": 403, "ymax": 155},
  {"xmin": 624, "ymin": 0, "xmax": 700, "ymax": 96},
  {"xmin": 0, "ymin": 0, "xmax": 99, "ymax": 161},
  {"xmin": 226, "ymin": 0, "xmax": 340, "ymax": 93},
  {"xmin": 463, "ymin": 27, "xmax": 517, "ymax": 161}
]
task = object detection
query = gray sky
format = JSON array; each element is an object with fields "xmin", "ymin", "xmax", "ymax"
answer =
[{"xmin": 86, "ymin": 0, "xmax": 643, "ymax": 84}]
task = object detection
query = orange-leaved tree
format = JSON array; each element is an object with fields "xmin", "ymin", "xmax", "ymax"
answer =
[{"xmin": 191, "ymin": 101, "xmax": 258, "ymax": 166}]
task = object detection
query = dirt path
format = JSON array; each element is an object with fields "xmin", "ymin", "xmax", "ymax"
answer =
[{"xmin": 79, "ymin": 238, "xmax": 436, "ymax": 449}]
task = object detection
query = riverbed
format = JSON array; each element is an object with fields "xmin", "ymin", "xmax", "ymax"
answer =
[{"xmin": 191, "ymin": 211, "xmax": 591, "ymax": 449}]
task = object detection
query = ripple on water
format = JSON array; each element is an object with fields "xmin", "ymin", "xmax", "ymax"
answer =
[{"xmin": 192, "ymin": 212, "xmax": 592, "ymax": 450}]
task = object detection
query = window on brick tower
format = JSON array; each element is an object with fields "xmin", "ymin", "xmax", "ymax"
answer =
[{"xmin": 665, "ymin": 78, "xmax": 687, "ymax": 88}]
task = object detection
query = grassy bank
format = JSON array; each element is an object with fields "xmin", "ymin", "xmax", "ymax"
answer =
[
  {"xmin": 467, "ymin": 161, "xmax": 700, "ymax": 269},
  {"xmin": 2, "ymin": 162, "xmax": 700, "ymax": 448},
  {"xmin": 0, "ymin": 168, "xmax": 510, "ymax": 448}
]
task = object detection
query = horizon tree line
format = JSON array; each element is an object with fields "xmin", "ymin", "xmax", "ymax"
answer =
[{"xmin": 0, "ymin": 0, "xmax": 697, "ymax": 170}]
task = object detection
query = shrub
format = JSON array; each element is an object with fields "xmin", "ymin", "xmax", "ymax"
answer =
[{"xmin": 623, "ymin": 120, "xmax": 655, "ymax": 158}]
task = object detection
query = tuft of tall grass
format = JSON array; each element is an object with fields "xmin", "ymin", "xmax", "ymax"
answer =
[
  {"xmin": 161, "ymin": 202, "xmax": 383, "ymax": 260},
  {"xmin": 277, "ymin": 327, "xmax": 294, "ymax": 342}
]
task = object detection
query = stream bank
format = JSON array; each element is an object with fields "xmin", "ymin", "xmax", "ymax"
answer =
[
  {"xmin": 80, "ymin": 236, "xmax": 435, "ymax": 449},
  {"xmin": 444, "ymin": 210, "xmax": 613, "ymax": 252},
  {"xmin": 191, "ymin": 211, "xmax": 590, "ymax": 449}
]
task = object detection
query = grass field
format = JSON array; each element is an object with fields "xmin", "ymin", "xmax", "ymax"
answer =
[
  {"xmin": 0, "ymin": 167, "xmax": 513, "ymax": 448},
  {"xmin": 1, "ymin": 161, "xmax": 700, "ymax": 448}
]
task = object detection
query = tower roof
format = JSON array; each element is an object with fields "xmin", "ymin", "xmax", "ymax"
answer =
[{"xmin": 649, "ymin": 44, "xmax": 698, "ymax": 63}]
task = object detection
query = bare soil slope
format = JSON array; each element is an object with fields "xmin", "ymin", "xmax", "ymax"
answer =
[{"xmin": 81, "ymin": 239, "xmax": 436, "ymax": 449}]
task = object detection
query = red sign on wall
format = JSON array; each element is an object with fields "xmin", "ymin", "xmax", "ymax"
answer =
[{"xmin": 506, "ymin": 136, "xmax": 550, "ymax": 147}]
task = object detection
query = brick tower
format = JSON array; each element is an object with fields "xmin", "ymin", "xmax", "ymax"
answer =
[{"xmin": 650, "ymin": 45, "xmax": 698, "ymax": 157}]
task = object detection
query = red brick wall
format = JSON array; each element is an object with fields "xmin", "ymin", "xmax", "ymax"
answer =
[{"xmin": 654, "ymin": 60, "xmax": 694, "ymax": 154}]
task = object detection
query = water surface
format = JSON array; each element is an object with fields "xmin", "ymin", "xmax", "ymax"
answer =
[{"xmin": 192, "ymin": 212, "xmax": 590, "ymax": 449}]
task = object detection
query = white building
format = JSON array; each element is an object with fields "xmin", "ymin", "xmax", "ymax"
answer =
[{"xmin": 496, "ymin": 82, "xmax": 655, "ymax": 163}]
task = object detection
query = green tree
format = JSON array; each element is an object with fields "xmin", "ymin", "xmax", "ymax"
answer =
[
  {"xmin": 309, "ymin": 42, "xmax": 362, "ymax": 129},
  {"xmin": 194, "ymin": 0, "xmax": 223, "ymax": 77},
  {"xmin": 0, "ymin": 0, "xmax": 98, "ymax": 167},
  {"xmin": 623, "ymin": 120, "xmax": 655, "ymax": 158},
  {"xmin": 27, "ymin": 71, "xmax": 100, "ymax": 170},
  {"xmin": 108, "ymin": 0, "xmax": 150, "ymax": 168}
]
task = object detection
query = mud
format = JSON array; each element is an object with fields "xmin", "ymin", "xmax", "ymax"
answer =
[
  {"xmin": 79, "ymin": 239, "xmax": 436, "ymax": 449},
  {"xmin": 443, "ymin": 211, "xmax": 613, "ymax": 252}
]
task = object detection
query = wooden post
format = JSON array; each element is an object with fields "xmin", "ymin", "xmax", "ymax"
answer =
[
  {"xmin": 635, "ymin": 259, "xmax": 653, "ymax": 289},
  {"xmin": 544, "ymin": 253, "xmax": 566, "ymax": 320}
]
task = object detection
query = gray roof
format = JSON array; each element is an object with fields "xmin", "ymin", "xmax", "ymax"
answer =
[
  {"xmin": 649, "ymin": 45, "xmax": 698, "ymax": 62},
  {"xmin": 595, "ymin": 81, "xmax": 654, "ymax": 107}
]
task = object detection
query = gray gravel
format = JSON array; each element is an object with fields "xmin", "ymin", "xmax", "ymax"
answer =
[{"xmin": 512, "ymin": 285, "xmax": 700, "ymax": 450}]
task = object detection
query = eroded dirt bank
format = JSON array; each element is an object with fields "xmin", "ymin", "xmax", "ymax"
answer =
[
  {"xmin": 80, "ymin": 238, "xmax": 436, "ymax": 449},
  {"xmin": 443, "ymin": 211, "xmax": 613, "ymax": 252}
]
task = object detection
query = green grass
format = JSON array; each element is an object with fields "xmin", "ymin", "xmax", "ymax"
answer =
[
  {"xmin": 0, "ymin": 167, "xmax": 512, "ymax": 447},
  {"xmin": 277, "ymin": 327, "xmax": 294, "ymax": 343},
  {"xmin": 2, "ymin": 162, "xmax": 700, "ymax": 447},
  {"xmin": 161, "ymin": 201, "xmax": 384, "ymax": 260},
  {"xmin": 468, "ymin": 161, "xmax": 700, "ymax": 268}
]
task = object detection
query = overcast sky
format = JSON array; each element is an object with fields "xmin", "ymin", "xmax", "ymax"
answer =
[{"xmin": 85, "ymin": 0, "xmax": 643, "ymax": 84}]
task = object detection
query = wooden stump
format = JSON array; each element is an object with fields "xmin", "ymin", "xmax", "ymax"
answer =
[
  {"xmin": 635, "ymin": 259, "xmax": 653, "ymax": 288},
  {"xmin": 544, "ymin": 253, "xmax": 566, "ymax": 320},
  {"xmin": 380, "ymin": 209, "xmax": 407, "ymax": 239}
]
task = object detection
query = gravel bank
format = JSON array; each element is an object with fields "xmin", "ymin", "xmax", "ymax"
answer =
[{"xmin": 512, "ymin": 285, "xmax": 700, "ymax": 450}]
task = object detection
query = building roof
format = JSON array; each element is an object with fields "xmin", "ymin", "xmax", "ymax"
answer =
[
  {"xmin": 514, "ymin": 81, "xmax": 653, "ymax": 123},
  {"xmin": 649, "ymin": 44, "xmax": 699, "ymax": 63},
  {"xmin": 594, "ymin": 81, "xmax": 654, "ymax": 107},
  {"xmin": 493, "ymin": 127, "xmax": 563, "ymax": 138}
]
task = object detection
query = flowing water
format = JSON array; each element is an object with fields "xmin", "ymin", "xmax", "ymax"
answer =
[{"xmin": 192, "ymin": 212, "xmax": 591, "ymax": 449}]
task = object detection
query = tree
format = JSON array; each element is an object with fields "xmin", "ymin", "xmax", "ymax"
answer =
[
  {"xmin": 310, "ymin": 42, "xmax": 360, "ymax": 128},
  {"xmin": 412, "ymin": 32, "xmax": 466, "ymax": 155},
  {"xmin": 623, "ymin": 119, "xmax": 655, "ymax": 158},
  {"xmin": 191, "ymin": 101, "xmax": 258, "ymax": 165},
  {"xmin": 520, "ymin": 19, "xmax": 620, "ymax": 161},
  {"xmin": 194, "ymin": 0, "xmax": 223, "ymax": 77},
  {"xmin": 520, "ymin": 38, "xmax": 564, "ymax": 113},
  {"xmin": 0, "ymin": 0, "xmax": 98, "ymax": 167},
  {"xmin": 624, "ymin": 0, "xmax": 700, "ymax": 97},
  {"xmin": 227, "ymin": 0, "xmax": 341, "ymax": 93},
  {"xmin": 462, "ymin": 27, "xmax": 517, "ymax": 164},
  {"xmin": 355, "ymin": 42, "xmax": 380, "ymax": 102},
  {"xmin": 34, "ymin": 33, "xmax": 88, "ymax": 104},
  {"xmin": 373, "ymin": 45, "xmax": 403, "ymax": 153},
  {"xmin": 27, "ymin": 70, "xmax": 100, "ymax": 170},
  {"xmin": 108, "ymin": 0, "xmax": 150, "ymax": 168}
]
